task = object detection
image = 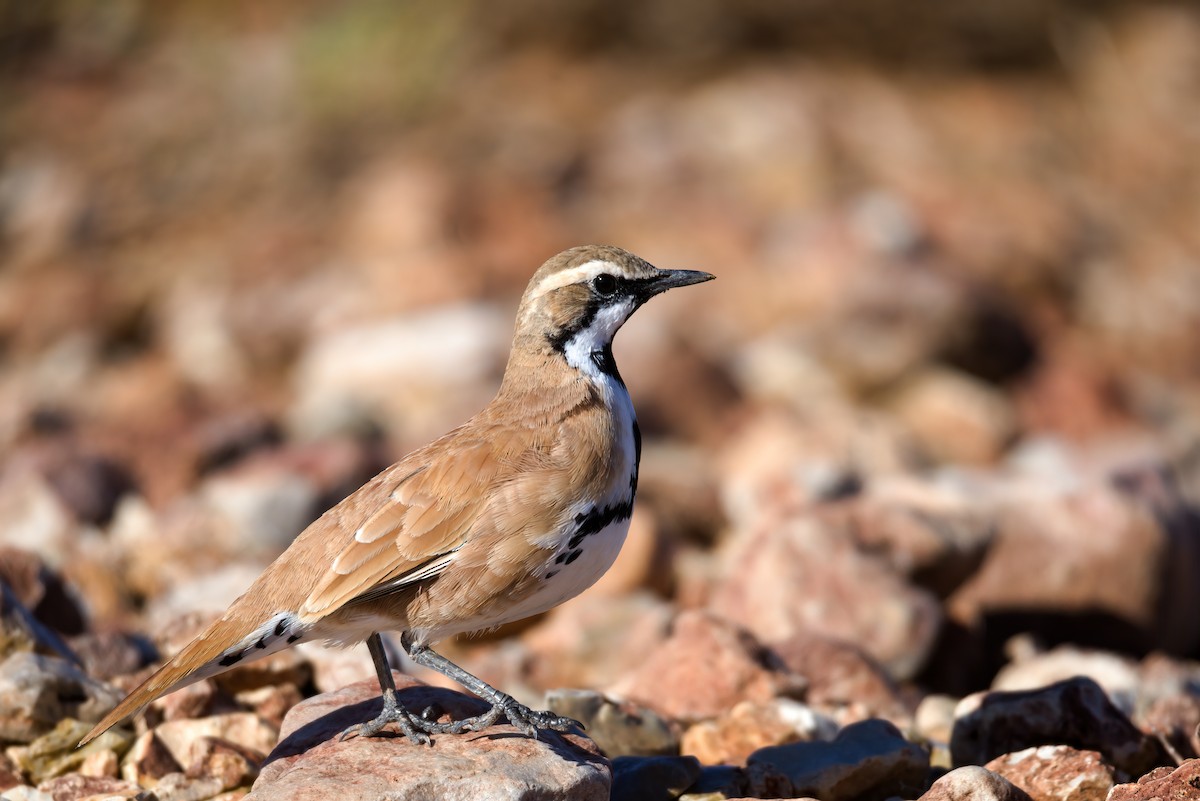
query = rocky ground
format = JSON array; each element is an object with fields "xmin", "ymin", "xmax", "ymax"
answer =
[{"xmin": 2, "ymin": 2, "xmax": 1200, "ymax": 800}]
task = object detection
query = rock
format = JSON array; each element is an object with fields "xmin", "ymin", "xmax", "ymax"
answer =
[
  {"xmin": 288, "ymin": 304, "xmax": 510, "ymax": 443},
  {"xmin": 1137, "ymin": 694, "xmax": 1200, "ymax": 761},
  {"xmin": 770, "ymin": 632, "xmax": 910, "ymax": 724},
  {"xmin": 545, "ymin": 689, "xmax": 678, "ymax": 758},
  {"xmin": 523, "ymin": 592, "xmax": 675, "ymax": 692},
  {"xmin": 151, "ymin": 679, "xmax": 237, "ymax": 724},
  {"xmin": 0, "ymin": 654, "xmax": 123, "ymax": 743},
  {"xmin": 121, "ymin": 731, "xmax": 184, "ymax": 787},
  {"xmin": 677, "ymin": 764, "xmax": 750, "ymax": 799},
  {"xmin": 918, "ymin": 765, "xmax": 1033, "ymax": 801},
  {"xmin": 0, "ymin": 752, "xmax": 23, "ymax": 791},
  {"xmin": 0, "ymin": 468, "xmax": 81, "ymax": 569},
  {"xmin": 141, "ymin": 771, "xmax": 226, "ymax": 801},
  {"xmin": 184, "ymin": 736, "xmax": 262, "ymax": 791},
  {"xmin": 828, "ymin": 475, "xmax": 995, "ymax": 598},
  {"xmin": 950, "ymin": 677, "xmax": 1165, "ymax": 777},
  {"xmin": 198, "ymin": 460, "xmax": 319, "ymax": 558},
  {"xmin": 946, "ymin": 481, "xmax": 1189, "ymax": 657},
  {"xmin": 745, "ymin": 718, "xmax": 930, "ymax": 801},
  {"xmin": 914, "ymin": 694, "xmax": 959, "ymax": 768},
  {"xmin": 0, "ymin": 787, "xmax": 54, "ymax": 801},
  {"xmin": 1107, "ymin": 759, "xmax": 1200, "ymax": 801},
  {"xmin": 885, "ymin": 366, "xmax": 1017, "ymax": 465},
  {"xmin": 33, "ymin": 773, "xmax": 140, "ymax": 801},
  {"xmin": 76, "ymin": 746, "xmax": 119, "ymax": 778},
  {"xmin": 0, "ymin": 582, "xmax": 76, "ymax": 663},
  {"xmin": 984, "ymin": 745, "xmax": 1114, "ymax": 801},
  {"xmin": 7, "ymin": 719, "xmax": 131, "ymax": 785},
  {"xmin": 235, "ymin": 684, "xmax": 304, "ymax": 731},
  {"xmin": 608, "ymin": 610, "xmax": 806, "ymax": 723},
  {"xmin": 65, "ymin": 631, "xmax": 156, "ymax": 682},
  {"xmin": 248, "ymin": 672, "xmax": 609, "ymax": 801},
  {"xmin": 710, "ymin": 513, "xmax": 941, "ymax": 681},
  {"xmin": 294, "ymin": 642, "xmax": 379, "ymax": 695},
  {"xmin": 153, "ymin": 714, "xmax": 278, "ymax": 770},
  {"xmin": 682, "ymin": 699, "xmax": 836, "ymax": 766},
  {"xmin": 991, "ymin": 645, "xmax": 1141, "ymax": 715},
  {"xmin": 0, "ymin": 548, "xmax": 87, "ymax": 638},
  {"xmin": 610, "ymin": 755, "xmax": 702, "ymax": 801}
]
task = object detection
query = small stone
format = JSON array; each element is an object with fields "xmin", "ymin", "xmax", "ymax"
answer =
[
  {"xmin": 120, "ymin": 731, "xmax": 183, "ymax": 787},
  {"xmin": 248, "ymin": 673, "xmax": 609, "ymax": 801},
  {"xmin": 0, "ymin": 751, "xmax": 23, "ymax": 791},
  {"xmin": 984, "ymin": 745, "xmax": 1114, "ymax": 801},
  {"xmin": 609, "ymin": 610, "xmax": 805, "ymax": 723},
  {"xmin": 234, "ymin": 684, "xmax": 303, "ymax": 731},
  {"xmin": 770, "ymin": 632, "xmax": 909, "ymax": 724},
  {"xmin": 0, "ymin": 786, "xmax": 54, "ymax": 801},
  {"xmin": 745, "ymin": 718, "xmax": 930, "ymax": 801},
  {"xmin": 0, "ymin": 582, "xmax": 75, "ymax": 663},
  {"xmin": 34, "ymin": 774, "xmax": 140, "ymax": 801},
  {"xmin": 918, "ymin": 765, "xmax": 1033, "ymax": 801},
  {"xmin": 151, "ymin": 679, "xmax": 236, "ymax": 724},
  {"xmin": 885, "ymin": 366, "xmax": 1016, "ymax": 465},
  {"xmin": 611, "ymin": 755, "xmax": 702, "ymax": 801},
  {"xmin": 7, "ymin": 719, "xmax": 131, "ymax": 785},
  {"xmin": 153, "ymin": 714, "xmax": 278, "ymax": 770},
  {"xmin": 1138, "ymin": 694, "xmax": 1200, "ymax": 761},
  {"xmin": 991, "ymin": 645, "xmax": 1140, "ymax": 715},
  {"xmin": 65, "ymin": 631, "xmax": 156, "ymax": 683},
  {"xmin": 545, "ymin": 689, "xmax": 678, "ymax": 758},
  {"xmin": 1108, "ymin": 758, "xmax": 1200, "ymax": 801},
  {"xmin": 184, "ymin": 737, "xmax": 262, "ymax": 791},
  {"xmin": 682, "ymin": 699, "xmax": 835, "ymax": 766},
  {"xmin": 0, "ymin": 653, "xmax": 125, "ymax": 743},
  {"xmin": 145, "ymin": 771, "xmax": 226, "ymax": 801},
  {"xmin": 950, "ymin": 677, "xmax": 1165, "ymax": 776},
  {"xmin": 77, "ymin": 747, "xmax": 119, "ymax": 778}
]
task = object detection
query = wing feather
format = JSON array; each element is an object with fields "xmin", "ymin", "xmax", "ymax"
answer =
[{"xmin": 300, "ymin": 439, "xmax": 498, "ymax": 616}]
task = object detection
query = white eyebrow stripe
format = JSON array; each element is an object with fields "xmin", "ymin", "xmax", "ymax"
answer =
[{"xmin": 528, "ymin": 260, "xmax": 616, "ymax": 300}]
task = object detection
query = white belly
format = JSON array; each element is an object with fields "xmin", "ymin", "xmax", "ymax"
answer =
[{"xmin": 493, "ymin": 514, "xmax": 633, "ymax": 626}]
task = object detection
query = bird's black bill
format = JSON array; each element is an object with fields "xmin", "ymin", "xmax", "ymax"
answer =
[{"xmin": 646, "ymin": 269, "xmax": 715, "ymax": 296}]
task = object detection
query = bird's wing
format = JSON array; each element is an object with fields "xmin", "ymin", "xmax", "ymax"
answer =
[{"xmin": 299, "ymin": 435, "xmax": 506, "ymax": 617}]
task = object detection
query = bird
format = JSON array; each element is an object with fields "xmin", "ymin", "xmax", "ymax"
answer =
[{"xmin": 80, "ymin": 245, "xmax": 713, "ymax": 747}]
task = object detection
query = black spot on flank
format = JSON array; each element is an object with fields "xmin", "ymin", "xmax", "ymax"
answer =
[
  {"xmin": 631, "ymin": 420, "xmax": 642, "ymax": 492},
  {"xmin": 255, "ymin": 638, "xmax": 267, "ymax": 649},
  {"xmin": 567, "ymin": 496, "xmax": 634, "ymax": 549},
  {"xmin": 545, "ymin": 571, "xmax": 558, "ymax": 580},
  {"xmin": 554, "ymin": 552, "xmax": 568, "ymax": 564},
  {"xmin": 274, "ymin": 620, "xmax": 287, "ymax": 637},
  {"xmin": 565, "ymin": 549, "xmax": 582, "ymax": 565},
  {"xmin": 287, "ymin": 633, "xmax": 301, "ymax": 643},
  {"xmin": 218, "ymin": 652, "xmax": 243, "ymax": 667}
]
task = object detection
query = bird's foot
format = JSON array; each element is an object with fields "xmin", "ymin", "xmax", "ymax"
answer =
[
  {"xmin": 340, "ymin": 691, "xmax": 439, "ymax": 746},
  {"xmin": 448, "ymin": 697, "xmax": 581, "ymax": 738}
]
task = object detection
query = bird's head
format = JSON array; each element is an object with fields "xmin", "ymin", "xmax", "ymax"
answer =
[{"xmin": 513, "ymin": 245, "xmax": 713, "ymax": 375}]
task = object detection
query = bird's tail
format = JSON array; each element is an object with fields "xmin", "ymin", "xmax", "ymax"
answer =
[{"xmin": 79, "ymin": 609, "xmax": 307, "ymax": 747}]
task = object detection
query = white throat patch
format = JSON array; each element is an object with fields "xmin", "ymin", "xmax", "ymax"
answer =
[{"xmin": 563, "ymin": 299, "xmax": 635, "ymax": 378}]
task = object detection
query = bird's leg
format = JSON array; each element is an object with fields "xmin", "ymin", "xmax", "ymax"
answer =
[
  {"xmin": 340, "ymin": 632, "xmax": 440, "ymax": 745},
  {"xmin": 400, "ymin": 633, "xmax": 581, "ymax": 738}
]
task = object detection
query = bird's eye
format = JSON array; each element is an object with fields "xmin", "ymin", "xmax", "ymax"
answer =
[{"xmin": 592, "ymin": 274, "xmax": 617, "ymax": 297}]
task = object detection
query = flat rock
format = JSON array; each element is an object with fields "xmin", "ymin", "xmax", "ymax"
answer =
[
  {"xmin": 770, "ymin": 631, "xmax": 909, "ymax": 724},
  {"xmin": 609, "ymin": 610, "xmax": 805, "ymax": 724},
  {"xmin": 918, "ymin": 765, "xmax": 1033, "ymax": 801},
  {"xmin": 950, "ymin": 677, "xmax": 1165, "ymax": 777},
  {"xmin": 34, "ymin": 773, "xmax": 141, "ymax": 801},
  {"xmin": 745, "ymin": 718, "xmax": 929, "ymax": 801},
  {"xmin": 247, "ymin": 672, "xmax": 609, "ymax": 801},
  {"xmin": 1108, "ymin": 759, "xmax": 1200, "ymax": 800},
  {"xmin": 984, "ymin": 745, "xmax": 1114, "ymax": 801}
]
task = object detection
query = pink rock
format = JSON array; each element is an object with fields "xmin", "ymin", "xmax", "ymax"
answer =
[
  {"xmin": 919, "ymin": 765, "xmax": 1033, "ymax": 801},
  {"xmin": 985, "ymin": 745, "xmax": 1114, "ymax": 801},
  {"xmin": 710, "ymin": 513, "xmax": 941, "ymax": 680},
  {"xmin": 608, "ymin": 610, "xmax": 806, "ymax": 723},
  {"xmin": 1107, "ymin": 759, "xmax": 1200, "ymax": 801},
  {"xmin": 249, "ymin": 673, "xmax": 609, "ymax": 801}
]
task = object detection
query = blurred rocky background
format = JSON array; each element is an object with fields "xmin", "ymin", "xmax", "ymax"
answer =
[{"xmin": 1, "ymin": 1, "xmax": 1200, "ymax": 799}]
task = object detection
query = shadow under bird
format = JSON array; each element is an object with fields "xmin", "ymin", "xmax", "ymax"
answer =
[{"xmin": 80, "ymin": 244, "xmax": 713, "ymax": 746}]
